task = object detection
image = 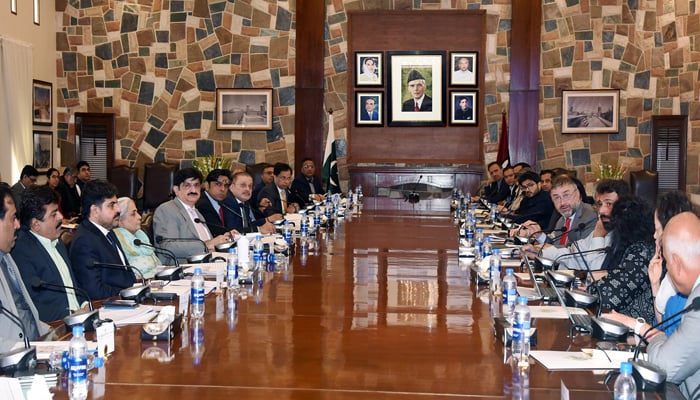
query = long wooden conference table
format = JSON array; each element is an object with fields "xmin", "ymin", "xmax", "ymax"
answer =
[{"xmin": 49, "ymin": 198, "xmax": 665, "ymax": 399}]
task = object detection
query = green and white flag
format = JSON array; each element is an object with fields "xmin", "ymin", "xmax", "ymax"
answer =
[{"xmin": 322, "ymin": 113, "xmax": 341, "ymax": 194}]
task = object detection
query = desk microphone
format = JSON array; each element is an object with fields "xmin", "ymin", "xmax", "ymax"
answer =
[
  {"xmin": 133, "ymin": 239, "xmax": 184, "ymax": 281},
  {"xmin": 193, "ymin": 218, "xmax": 235, "ymax": 251},
  {"xmin": 0, "ymin": 300, "xmax": 37, "ymax": 374},
  {"xmin": 405, "ymin": 175, "xmax": 422, "ymax": 204},
  {"xmin": 89, "ymin": 260, "xmax": 150, "ymax": 302},
  {"xmin": 547, "ymin": 220, "xmax": 594, "ymax": 246},
  {"xmin": 29, "ymin": 277, "xmax": 100, "ymax": 331},
  {"xmin": 627, "ymin": 297, "xmax": 700, "ymax": 391},
  {"xmin": 156, "ymin": 235, "xmax": 209, "ymax": 255}
]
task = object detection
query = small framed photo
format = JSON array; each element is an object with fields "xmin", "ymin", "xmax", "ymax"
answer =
[
  {"xmin": 33, "ymin": 130, "xmax": 52, "ymax": 171},
  {"xmin": 32, "ymin": 80, "xmax": 52, "ymax": 126},
  {"xmin": 356, "ymin": 92, "xmax": 383, "ymax": 126},
  {"xmin": 561, "ymin": 89, "xmax": 619, "ymax": 134},
  {"xmin": 216, "ymin": 88, "xmax": 273, "ymax": 130},
  {"xmin": 387, "ymin": 51, "xmax": 446, "ymax": 127},
  {"xmin": 355, "ymin": 52, "xmax": 383, "ymax": 86},
  {"xmin": 449, "ymin": 91, "xmax": 477, "ymax": 125},
  {"xmin": 449, "ymin": 52, "xmax": 477, "ymax": 86}
]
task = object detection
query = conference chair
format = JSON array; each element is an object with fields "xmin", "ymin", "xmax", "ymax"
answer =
[
  {"xmin": 630, "ymin": 169, "xmax": 658, "ymax": 206},
  {"xmin": 143, "ymin": 162, "xmax": 177, "ymax": 212},
  {"xmin": 110, "ymin": 165, "xmax": 139, "ymax": 199},
  {"xmin": 246, "ymin": 162, "xmax": 269, "ymax": 188}
]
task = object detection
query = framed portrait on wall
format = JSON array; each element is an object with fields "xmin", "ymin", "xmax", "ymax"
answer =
[
  {"xmin": 355, "ymin": 52, "xmax": 383, "ymax": 86},
  {"xmin": 356, "ymin": 92, "xmax": 383, "ymax": 126},
  {"xmin": 449, "ymin": 91, "xmax": 477, "ymax": 125},
  {"xmin": 387, "ymin": 51, "xmax": 445, "ymax": 127},
  {"xmin": 33, "ymin": 130, "xmax": 52, "ymax": 171},
  {"xmin": 32, "ymin": 80, "xmax": 52, "ymax": 126},
  {"xmin": 216, "ymin": 88, "xmax": 273, "ymax": 130},
  {"xmin": 561, "ymin": 89, "xmax": 619, "ymax": 134},
  {"xmin": 449, "ymin": 52, "xmax": 478, "ymax": 86}
]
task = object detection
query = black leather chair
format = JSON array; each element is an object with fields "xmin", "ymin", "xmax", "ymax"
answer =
[
  {"xmin": 246, "ymin": 162, "xmax": 269, "ymax": 187},
  {"xmin": 630, "ymin": 169, "xmax": 658, "ymax": 206},
  {"xmin": 110, "ymin": 165, "xmax": 138, "ymax": 199},
  {"xmin": 143, "ymin": 162, "xmax": 177, "ymax": 212}
]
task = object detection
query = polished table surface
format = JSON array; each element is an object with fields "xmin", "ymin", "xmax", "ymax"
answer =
[{"xmin": 50, "ymin": 200, "xmax": 664, "ymax": 399}]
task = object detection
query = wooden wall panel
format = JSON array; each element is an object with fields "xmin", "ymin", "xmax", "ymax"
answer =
[{"xmin": 347, "ymin": 11, "xmax": 485, "ymax": 164}]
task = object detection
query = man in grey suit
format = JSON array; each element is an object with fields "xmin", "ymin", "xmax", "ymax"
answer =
[
  {"xmin": 11, "ymin": 165, "xmax": 39, "ymax": 212},
  {"xmin": 0, "ymin": 186, "xmax": 49, "ymax": 352},
  {"xmin": 648, "ymin": 212, "xmax": 700, "ymax": 399},
  {"xmin": 153, "ymin": 168, "xmax": 235, "ymax": 261}
]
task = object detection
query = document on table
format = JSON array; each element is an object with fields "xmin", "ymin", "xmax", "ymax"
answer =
[
  {"xmin": 528, "ymin": 305, "xmax": 587, "ymax": 319},
  {"xmin": 182, "ymin": 262, "xmax": 226, "ymax": 278},
  {"xmin": 10, "ymin": 341, "xmax": 98, "ymax": 359},
  {"xmin": 162, "ymin": 279, "xmax": 218, "ymax": 297},
  {"xmin": 99, "ymin": 305, "xmax": 163, "ymax": 326},
  {"xmin": 530, "ymin": 349, "xmax": 645, "ymax": 371}
]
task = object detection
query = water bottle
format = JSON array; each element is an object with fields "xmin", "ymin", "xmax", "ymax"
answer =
[
  {"xmin": 68, "ymin": 325, "xmax": 88, "ymax": 400},
  {"xmin": 300, "ymin": 216, "xmax": 309, "ymax": 238},
  {"xmin": 614, "ymin": 362, "xmax": 637, "ymax": 400},
  {"xmin": 226, "ymin": 248, "xmax": 239, "ymax": 290},
  {"xmin": 191, "ymin": 267, "xmax": 205, "ymax": 317},
  {"xmin": 465, "ymin": 216, "xmax": 475, "ymax": 247},
  {"xmin": 282, "ymin": 221, "xmax": 292, "ymax": 245},
  {"xmin": 490, "ymin": 203, "xmax": 498, "ymax": 223},
  {"xmin": 474, "ymin": 228, "xmax": 484, "ymax": 262},
  {"xmin": 490, "ymin": 248, "xmax": 502, "ymax": 292},
  {"xmin": 348, "ymin": 190, "xmax": 354, "ymax": 208},
  {"xmin": 252, "ymin": 234, "xmax": 264, "ymax": 262},
  {"xmin": 503, "ymin": 268, "xmax": 518, "ymax": 322},
  {"xmin": 313, "ymin": 207, "xmax": 321, "ymax": 228},
  {"xmin": 482, "ymin": 237, "xmax": 492, "ymax": 258},
  {"xmin": 512, "ymin": 296, "xmax": 531, "ymax": 367}
]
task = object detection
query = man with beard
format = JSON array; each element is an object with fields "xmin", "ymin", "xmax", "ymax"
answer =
[
  {"xmin": 153, "ymin": 168, "xmax": 235, "ymax": 261},
  {"xmin": 12, "ymin": 186, "xmax": 83, "ymax": 322},
  {"xmin": 522, "ymin": 179, "xmax": 630, "ymax": 270},
  {"xmin": 517, "ymin": 174, "xmax": 597, "ymax": 247},
  {"xmin": 509, "ymin": 171, "xmax": 554, "ymax": 229},
  {"xmin": 70, "ymin": 180, "xmax": 136, "ymax": 299},
  {"xmin": 224, "ymin": 172, "xmax": 277, "ymax": 234},
  {"xmin": 478, "ymin": 161, "xmax": 510, "ymax": 204}
]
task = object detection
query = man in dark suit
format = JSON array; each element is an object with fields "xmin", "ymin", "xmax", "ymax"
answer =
[
  {"xmin": 11, "ymin": 165, "xmax": 39, "ymax": 212},
  {"xmin": 251, "ymin": 163, "xmax": 274, "ymax": 209},
  {"xmin": 69, "ymin": 180, "xmax": 135, "ymax": 300},
  {"xmin": 196, "ymin": 169, "xmax": 234, "ymax": 237},
  {"xmin": 479, "ymin": 161, "xmax": 510, "ymax": 204},
  {"xmin": 509, "ymin": 171, "xmax": 554, "ymax": 229},
  {"xmin": 360, "ymin": 97, "xmax": 379, "ymax": 121},
  {"xmin": 401, "ymin": 70, "xmax": 432, "ymax": 112},
  {"xmin": 291, "ymin": 158, "xmax": 325, "ymax": 206},
  {"xmin": 75, "ymin": 161, "xmax": 91, "ymax": 194},
  {"xmin": 12, "ymin": 186, "xmax": 82, "ymax": 322},
  {"xmin": 454, "ymin": 96, "xmax": 473, "ymax": 120},
  {"xmin": 224, "ymin": 172, "xmax": 278, "ymax": 234},
  {"xmin": 56, "ymin": 166, "xmax": 81, "ymax": 219},
  {"xmin": 258, "ymin": 163, "xmax": 301, "ymax": 216}
]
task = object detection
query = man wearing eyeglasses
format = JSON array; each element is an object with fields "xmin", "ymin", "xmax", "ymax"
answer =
[
  {"xmin": 508, "ymin": 171, "xmax": 554, "ymax": 229},
  {"xmin": 11, "ymin": 165, "xmax": 39, "ymax": 213},
  {"xmin": 196, "ymin": 169, "xmax": 235, "ymax": 237},
  {"xmin": 258, "ymin": 163, "xmax": 301, "ymax": 216},
  {"xmin": 291, "ymin": 158, "xmax": 325, "ymax": 206}
]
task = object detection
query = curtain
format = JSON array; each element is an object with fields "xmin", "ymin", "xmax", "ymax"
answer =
[{"xmin": 0, "ymin": 37, "xmax": 33, "ymax": 184}]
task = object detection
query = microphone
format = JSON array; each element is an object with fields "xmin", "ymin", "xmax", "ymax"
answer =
[
  {"xmin": 156, "ymin": 235, "xmax": 209, "ymax": 255},
  {"xmin": 405, "ymin": 175, "xmax": 423, "ymax": 203},
  {"xmin": 0, "ymin": 300, "xmax": 37, "ymax": 374},
  {"xmin": 133, "ymin": 239, "xmax": 184, "ymax": 281},
  {"xmin": 89, "ymin": 260, "xmax": 150, "ymax": 302},
  {"xmin": 29, "ymin": 277, "xmax": 100, "ymax": 332},
  {"xmin": 628, "ymin": 297, "xmax": 700, "ymax": 391}
]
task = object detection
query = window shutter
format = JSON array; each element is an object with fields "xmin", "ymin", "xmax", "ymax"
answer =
[{"xmin": 652, "ymin": 116, "xmax": 687, "ymax": 193}]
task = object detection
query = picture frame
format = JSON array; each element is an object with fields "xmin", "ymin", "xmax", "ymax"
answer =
[
  {"xmin": 449, "ymin": 91, "xmax": 478, "ymax": 125},
  {"xmin": 32, "ymin": 80, "xmax": 52, "ymax": 126},
  {"xmin": 449, "ymin": 52, "xmax": 478, "ymax": 86},
  {"xmin": 33, "ymin": 130, "xmax": 52, "ymax": 171},
  {"xmin": 387, "ymin": 51, "xmax": 446, "ymax": 127},
  {"xmin": 355, "ymin": 52, "xmax": 383, "ymax": 87},
  {"xmin": 216, "ymin": 88, "xmax": 273, "ymax": 130},
  {"xmin": 561, "ymin": 89, "xmax": 620, "ymax": 134},
  {"xmin": 355, "ymin": 92, "xmax": 383, "ymax": 126}
]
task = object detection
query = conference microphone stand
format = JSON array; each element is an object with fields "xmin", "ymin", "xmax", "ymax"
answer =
[{"xmin": 30, "ymin": 277, "xmax": 100, "ymax": 331}]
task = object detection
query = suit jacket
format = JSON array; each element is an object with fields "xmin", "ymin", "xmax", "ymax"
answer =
[
  {"xmin": 196, "ymin": 192, "xmax": 231, "ymax": 237},
  {"xmin": 222, "ymin": 192, "xmax": 265, "ymax": 234},
  {"xmin": 251, "ymin": 181, "xmax": 266, "ymax": 209},
  {"xmin": 69, "ymin": 219, "xmax": 136, "ymax": 300},
  {"xmin": 454, "ymin": 107, "xmax": 473, "ymax": 120},
  {"xmin": 360, "ymin": 109, "xmax": 378, "ymax": 121},
  {"xmin": 258, "ymin": 183, "xmax": 302, "ymax": 217},
  {"xmin": 648, "ymin": 283, "xmax": 700, "ymax": 398},
  {"xmin": 10, "ymin": 181, "xmax": 25, "ymax": 207},
  {"xmin": 401, "ymin": 95, "xmax": 432, "ymax": 112},
  {"xmin": 12, "ymin": 228, "xmax": 80, "ymax": 322},
  {"xmin": 0, "ymin": 252, "xmax": 49, "ymax": 352},
  {"xmin": 546, "ymin": 202, "xmax": 597, "ymax": 246},
  {"xmin": 56, "ymin": 177, "xmax": 81, "ymax": 218},
  {"xmin": 291, "ymin": 175, "xmax": 324, "ymax": 206},
  {"xmin": 511, "ymin": 190, "xmax": 555, "ymax": 229},
  {"xmin": 153, "ymin": 199, "xmax": 211, "ymax": 260},
  {"xmin": 483, "ymin": 179, "xmax": 510, "ymax": 204}
]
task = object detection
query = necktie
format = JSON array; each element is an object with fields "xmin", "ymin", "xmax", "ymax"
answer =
[
  {"xmin": 106, "ymin": 231, "xmax": 126, "ymax": 263},
  {"xmin": 308, "ymin": 178, "xmax": 316, "ymax": 194},
  {"xmin": 239, "ymin": 202, "xmax": 250, "ymax": 229},
  {"xmin": 218, "ymin": 205, "xmax": 225, "ymax": 225},
  {"xmin": 280, "ymin": 190, "xmax": 288, "ymax": 213},
  {"xmin": 559, "ymin": 217, "xmax": 572, "ymax": 245},
  {"xmin": 188, "ymin": 207, "xmax": 211, "ymax": 241},
  {"xmin": 414, "ymin": 102, "xmax": 419, "ymax": 112},
  {"xmin": 0, "ymin": 257, "xmax": 40, "ymax": 340}
]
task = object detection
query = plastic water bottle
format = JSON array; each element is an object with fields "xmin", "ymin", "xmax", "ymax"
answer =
[
  {"xmin": 252, "ymin": 234, "xmax": 264, "ymax": 262},
  {"xmin": 464, "ymin": 215, "xmax": 475, "ymax": 247},
  {"xmin": 490, "ymin": 248, "xmax": 502, "ymax": 292},
  {"xmin": 490, "ymin": 203, "xmax": 498, "ymax": 223},
  {"xmin": 300, "ymin": 217, "xmax": 309, "ymax": 238},
  {"xmin": 227, "ymin": 248, "xmax": 239, "ymax": 290},
  {"xmin": 512, "ymin": 296, "xmax": 531, "ymax": 367},
  {"xmin": 282, "ymin": 221, "xmax": 292, "ymax": 245},
  {"xmin": 474, "ymin": 228, "xmax": 484, "ymax": 262},
  {"xmin": 503, "ymin": 268, "xmax": 518, "ymax": 321},
  {"xmin": 614, "ymin": 362, "xmax": 637, "ymax": 400},
  {"xmin": 68, "ymin": 325, "xmax": 88, "ymax": 400},
  {"xmin": 482, "ymin": 237, "xmax": 492, "ymax": 258},
  {"xmin": 191, "ymin": 267, "xmax": 205, "ymax": 317}
]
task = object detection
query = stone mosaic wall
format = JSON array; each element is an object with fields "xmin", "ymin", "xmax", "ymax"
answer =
[{"xmin": 55, "ymin": 0, "xmax": 296, "ymax": 173}]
